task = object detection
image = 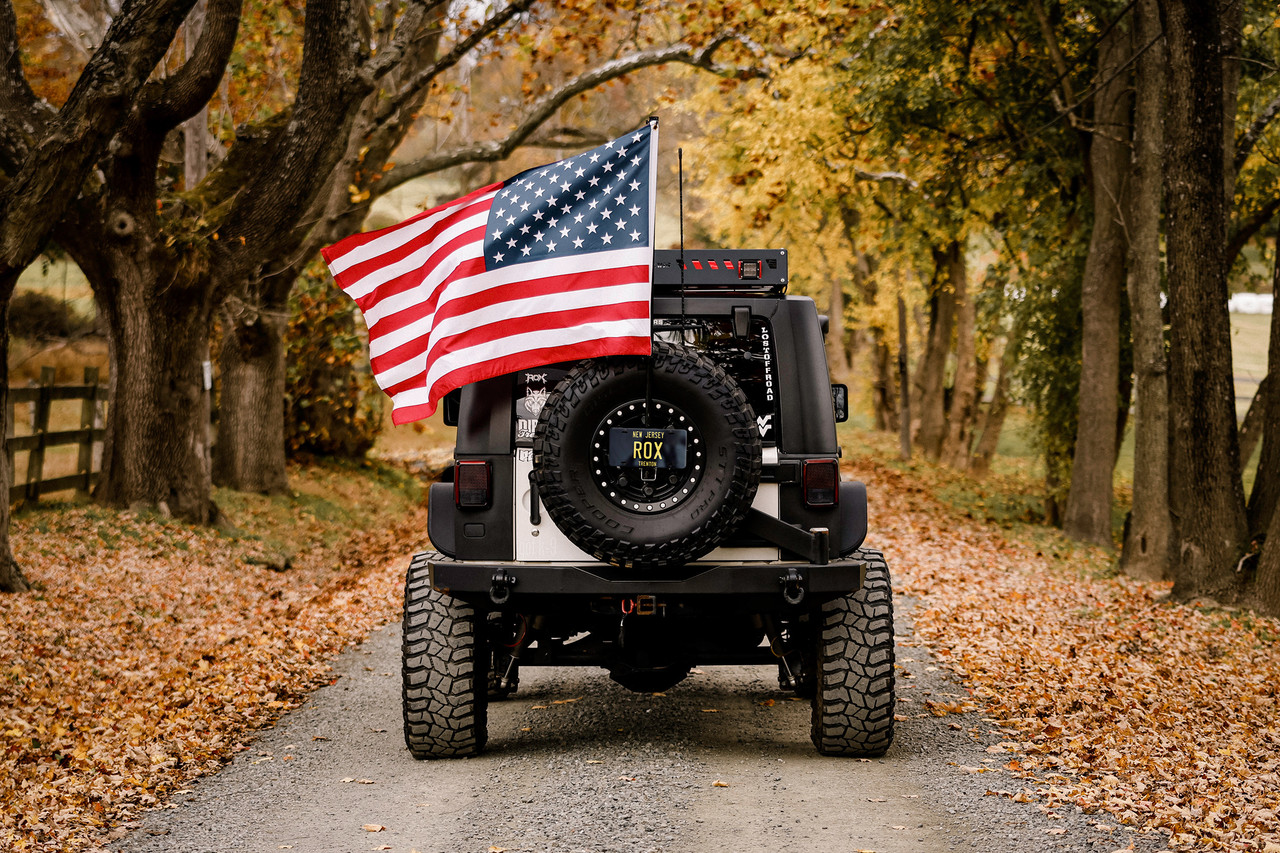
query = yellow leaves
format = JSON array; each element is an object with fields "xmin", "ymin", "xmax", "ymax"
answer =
[
  {"xmin": 712, "ymin": 779, "xmax": 730, "ymax": 787},
  {"xmin": 362, "ymin": 824, "xmax": 386, "ymax": 832}
]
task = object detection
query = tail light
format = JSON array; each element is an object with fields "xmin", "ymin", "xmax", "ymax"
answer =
[
  {"xmin": 803, "ymin": 459, "xmax": 839, "ymax": 507},
  {"xmin": 455, "ymin": 460, "xmax": 492, "ymax": 508}
]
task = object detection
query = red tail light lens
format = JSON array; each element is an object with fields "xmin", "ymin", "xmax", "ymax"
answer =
[
  {"xmin": 454, "ymin": 460, "xmax": 492, "ymax": 508},
  {"xmin": 803, "ymin": 459, "xmax": 839, "ymax": 507}
]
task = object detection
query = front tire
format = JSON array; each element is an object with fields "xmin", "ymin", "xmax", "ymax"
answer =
[
  {"xmin": 811, "ymin": 548, "xmax": 895, "ymax": 757},
  {"xmin": 402, "ymin": 553, "xmax": 488, "ymax": 759}
]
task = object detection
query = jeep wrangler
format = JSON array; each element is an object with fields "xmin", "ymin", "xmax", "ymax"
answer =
[{"xmin": 403, "ymin": 249, "xmax": 895, "ymax": 759}]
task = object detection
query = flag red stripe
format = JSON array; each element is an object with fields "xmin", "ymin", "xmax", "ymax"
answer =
[
  {"xmin": 398, "ymin": 337, "xmax": 652, "ymax": 424},
  {"xmin": 381, "ymin": 300, "xmax": 649, "ymax": 397},
  {"xmin": 367, "ymin": 262, "xmax": 646, "ymax": 343},
  {"xmin": 352, "ymin": 225, "xmax": 488, "ymax": 318},
  {"xmin": 421, "ymin": 264, "xmax": 650, "ymax": 334},
  {"xmin": 322, "ymin": 183, "xmax": 497, "ymax": 276}
]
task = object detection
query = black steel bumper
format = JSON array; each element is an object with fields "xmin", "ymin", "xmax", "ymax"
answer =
[{"xmin": 429, "ymin": 554, "xmax": 866, "ymax": 605}]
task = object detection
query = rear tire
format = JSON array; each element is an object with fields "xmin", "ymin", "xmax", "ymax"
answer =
[
  {"xmin": 811, "ymin": 548, "xmax": 895, "ymax": 757},
  {"xmin": 402, "ymin": 553, "xmax": 488, "ymax": 759}
]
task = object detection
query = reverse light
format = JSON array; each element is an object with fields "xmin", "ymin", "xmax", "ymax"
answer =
[
  {"xmin": 455, "ymin": 460, "xmax": 492, "ymax": 508},
  {"xmin": 803, "ymin": 459, "xmax": 839, "ymax": 507}
]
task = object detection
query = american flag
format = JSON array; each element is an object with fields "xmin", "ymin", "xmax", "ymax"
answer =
[{"xmin": 322, "ymin": 121, "xmax": 658, "ymax": 424}]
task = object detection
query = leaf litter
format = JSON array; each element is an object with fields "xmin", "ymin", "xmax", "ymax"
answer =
[
  {"xmin": 847, "ymin": 447, "xmax": 1280, "ymax": 852},
  {"xmin": 0, "ymin": 462, "xmax": 428, "ymax": 851},
  {"xmin": 4, "ymin": 446, "xmax": 1279, "ymax": 851}
]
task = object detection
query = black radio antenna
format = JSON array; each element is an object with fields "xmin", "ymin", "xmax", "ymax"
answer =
[{"xmin": 678, "ymin": 148, "xmax": 687, "ymax": 320}]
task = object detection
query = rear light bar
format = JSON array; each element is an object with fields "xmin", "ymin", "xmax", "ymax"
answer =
[
  {"xmin": 454, "ymin": 460, "xmax": 492, "ymax": 508},
  {"xmin": 803, "ymin": 459, "xmax": 839, "ymax": 507}
]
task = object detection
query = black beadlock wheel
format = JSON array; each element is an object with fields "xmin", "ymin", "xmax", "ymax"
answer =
[
  {"xmin": 532, "ymin": 341, "xmax": 761, "ymax": 568},
  {"xmin": 811, "ymin": 548, "xmax": 896, "ymax": 757},
  {"xmin": 402, "ymin": 553, "xmax": 488, "ymax": 759}
]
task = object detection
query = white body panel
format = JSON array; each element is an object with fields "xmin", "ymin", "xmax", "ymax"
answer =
[{"xmin": 513, "ymin": 448, "xmax": 781, "ymax": 563}]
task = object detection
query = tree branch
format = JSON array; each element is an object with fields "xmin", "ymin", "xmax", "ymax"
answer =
[
  {"xmin": 0, "ymin": 0, "xmax": 55, "ymax": 171},
  {"xmin": 0, "ymin": 0, "xmax": 197, "ymax": 278},
  {"xmin": 1226, "ymin": 194, "xmax": 1280, "ymax": 271},
  {"xmin": 854, "ymin": 168, "xmax": 918, "ymax": 188},
  {"xmin": 137, "ymin": 0, "xmax": 242, "ymax": 131},
  {"xmin": 1235, "ymin": 92, "xmax": 1280, "ymax": 174},
  {"xmin": 364, "ymin": 0, "xmax": 536, "ymax": 121},
  {"xmin": 383, "ymin": 37, "xmax": 760, "ymax": 190}
]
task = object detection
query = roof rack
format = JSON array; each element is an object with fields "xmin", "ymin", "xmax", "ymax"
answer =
[{"xmin": 653, "ymin": 249, "xmax": 788, "ymax": 294}]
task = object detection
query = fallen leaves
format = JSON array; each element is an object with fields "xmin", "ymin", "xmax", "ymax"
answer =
[
  {"xmin": 0, "ymin": 462, "xmax": 428, "ymax": 852},
  {"xmin": 361, "ymin": 824, "xmax": 386, "ymax": 833},
  {"xmin": 847, "ymin": 443, "xmax": 1280, "ymax": 852}
]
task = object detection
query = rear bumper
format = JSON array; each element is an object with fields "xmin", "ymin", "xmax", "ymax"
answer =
[{"xmin": 428, "ymin": 553, "xmax": 866, "ymax": 604}]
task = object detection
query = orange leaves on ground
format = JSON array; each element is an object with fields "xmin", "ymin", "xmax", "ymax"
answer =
[
  {"xmin": 849, "ymin": 451, "xmax": 1280, "ymax": 851},
  {"xmin": 0, "ymin": 465, "xmax": 428, "ymax": 852}
]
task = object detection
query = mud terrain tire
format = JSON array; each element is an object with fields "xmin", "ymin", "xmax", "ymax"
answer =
[
  {"xmin": 402, "ymin": 553, "xmax": 488, "ymax": 758},
  {"xmin": 811, "ymin": 548, "xmax": 895, "ymax": 757}
]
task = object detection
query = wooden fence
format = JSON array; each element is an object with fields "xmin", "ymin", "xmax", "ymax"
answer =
[{"xmin": 6, "ymin": 366, "xmax": 106, "ymax": 503}]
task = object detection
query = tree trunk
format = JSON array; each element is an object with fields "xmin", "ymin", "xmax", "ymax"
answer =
[
  {"xmin": 897, "ymin": 294, "xmax": 911, "ymax": 460},
  {"xmin": 1121, "ymin": 0, "xmax": 1172, "ymax": 582},
  {"xmin": 1160, "ymin": 0, "xmax": 1249, "ymax": 601},
  {"xmin": 1246, "ymin": 247, "xmax": 1280, "ymax": 539},
  {"xmin": 213, "ymin": 294, "xmax": 289, "ymax": 494},
  {"xmin": 971, "ymin": 333, "xmax": 1019, "ymax": 478},
  {"xmin": 1254, "ymin": 488, "xmax": 1280, "ymax": 615},
  {"xmin": 1238, "ymin": 374, "xmax": 1269, "ymax": 470},
  {"xmin": 871, "ymin": 333, "xmax": 897, "ymax": 433},
  {"xmin": 1063, "ymin": 19, "xmax": 1132, "ymax": 548},
  {"xmin": 0, "ymin": 289, "xmax": 30, "ymax": 593},
  {"xmin": 85, "ymin": 231, "xmax": 216, "ymax": 523},
  {"xmin": 942, "ymin": 246, "xmax": 976, "ymax": 468},
  {"xmin": 914, "ymin": 245, "xmax": 957, "ymax": 461},
  {"xmin": 826, "ymin": 277, "xmax": 852, "ymax": 385}
]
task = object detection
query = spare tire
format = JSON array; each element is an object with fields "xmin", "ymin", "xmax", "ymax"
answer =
[{"xmin": 533, "ymin": 341, "xmax": 761, "ymax": 568}]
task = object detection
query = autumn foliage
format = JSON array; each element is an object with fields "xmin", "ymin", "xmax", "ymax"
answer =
[
  {"xmin": 283, "ymin": 265, "xmax": 385, "ymax": 459},
  {"xmin": 850, "ymin": 434, "xmax": 1280, "ymax": 851},
  {"xmin": 0, "ymin": 463, "xmax": 426, "ymax": 851}
]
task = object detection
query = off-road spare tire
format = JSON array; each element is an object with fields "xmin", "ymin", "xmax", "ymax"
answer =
[{"xmin": 533, "ymin": 341, "xmax": 761, "ymax": 568}]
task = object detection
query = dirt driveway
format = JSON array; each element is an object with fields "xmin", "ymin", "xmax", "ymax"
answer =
[{"xmin": 112, "ymin": 602, "xmax": 1170, "ymax": 853}]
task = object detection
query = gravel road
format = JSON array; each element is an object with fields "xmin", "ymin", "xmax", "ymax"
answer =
[{"xmin": 114, "ymin": 600, "xmax": 1172, "ymax": 853}]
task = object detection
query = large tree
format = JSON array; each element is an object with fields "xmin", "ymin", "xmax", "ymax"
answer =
[
  {"xmin": 1119, "ymin": 0, "xmax": 1171, "ymax": 581},
  {"xmin": 18, "ymin": 0, "xmax": 756, "ymax": 524},
  {"xmin": 1159, "ymin": 0, "xmax": 1249, "ymax": 601},
  {"xmin": 1061, "ymin": 15, "xmax": 1132, "ymax": 548},
  {"xmin": 0, "ymin": 0, "xmax": 199, "ymax": 591}
]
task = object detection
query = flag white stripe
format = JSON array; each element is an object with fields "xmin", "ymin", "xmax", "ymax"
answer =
[
  {"xmin": 341, "ymin": 208, "xmax": 490, "ymax": 301},
  {"xmin": 369, "ymin": 281, "xmax": 648, "ymax": 387},
  {"xmin": 362, "ymin": 243, "xmax": 649, "ymax": 331},
  {"xmin": 385, "ymin": 318, "xmax": 650, "ymax": 404},
  {"xmin": 429, "ymin": 281, "xmax": 650, "ymax": 342},
  {"xmin": 326, "ymin": 191, "xmax": 496, "ymax": 279}
]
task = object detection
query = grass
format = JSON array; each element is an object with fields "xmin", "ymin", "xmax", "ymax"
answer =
[
  {"xmin": 14, "ymin": 256, "xmax": 94, "ymax": 317},
  {"xmin": 211, "ymin": 458, "xmax": 425, "ymax": 557}
]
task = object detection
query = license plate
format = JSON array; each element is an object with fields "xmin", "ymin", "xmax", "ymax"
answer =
[{"xmin": 607, "ymin": 428, "xmax": 687, "ymax": 469}]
